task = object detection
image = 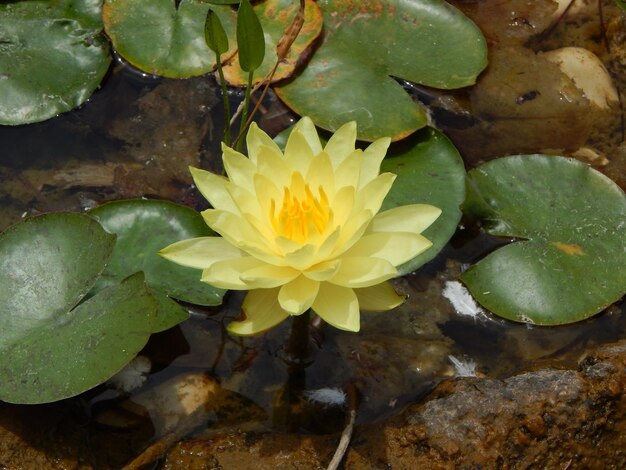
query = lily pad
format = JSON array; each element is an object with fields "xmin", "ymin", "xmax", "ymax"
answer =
[
  {"xmin": 103, "ymin": 0, "xmax": 237, "ymax": 78},
  {"xmin": 0, "ymin": 0, "xmax": 111, "ymax": 125},
  {"xmin": 222, "ymin": 0, "xmax": 323, "ymax": 85},
  {"xmin": 0, "ymin": 213, "xmax": 158, "ymax": 404},
  {"xmin": 461, "ymin": 155, "xmax": 626, "ymax": 325},
  {"xmin": 382, "ymin": 127, "xmax": 466, "ymax": 274},
  {"xmin": 275, "ymin": 0, "xmax": 487, "ymax": 141},
  {"xmin": 89, "ymin": 200, "xmax": 226, "ymax": 316}
]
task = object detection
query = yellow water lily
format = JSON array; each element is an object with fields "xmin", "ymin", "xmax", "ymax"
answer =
[{"xmin": 160, "ymin": 117, "xmax": 441, "ymax": 334}]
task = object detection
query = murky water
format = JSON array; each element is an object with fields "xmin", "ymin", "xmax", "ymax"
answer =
[{"xmin": 1, "ymin": 4, "xmax": 626, "ymax": 465}]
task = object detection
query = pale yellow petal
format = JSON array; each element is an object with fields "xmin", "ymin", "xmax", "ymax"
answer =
[
  {"xmin": 324, "ymin": 121, "xmax": 357, "ymax": 167},
  {"xmin": 228, "ymin": 288, "xmax": 289, "ymax": 335},
  {"xmin": 359, "ymin": 137, "xmax": 390, "ymax": 188},
  {"xmin": 202, "ymin": 256, "xmax": 267, "ymax": 289},
  {"xmin": 284, "ymin": 129, "xmax": 315, "ymax": 174},
  {"xmin": 159, "ymin": 237, "xmax": 243, "ymax": 269},
  {"xmin": 313, "ymin": 228, "xmax": 341, "ymax": 263},
  {"xmin": 278, "ymin": 275, "xmax": 320, "ymax": 315},
  {"xmin": 334, "ymin": 149, "xmax": 363, "ymax": 190},
  {"xmin": 312, "ymin": 283, "xmax": 360, "ymax": 332},
  {"xmin": 368, "ymin": 204, "xmax": 442, "ymax": 235},
  {"xmin": 330, "ymin": 186, "xmax": 355, "ymax": 228},
  {"xmin": 331, "ymin": 209, "xmax": 374, "ymax": 257},
  {"xmin": 222, "ymin": 144, "xmax": 256, "ymax": 189},
  {"xmin": 354, "ymin": 172, "xmax": 396, "ymax": 215},
  {"xmin": 283, "ymin": 243, "xmax": 317, "ymax": 270},
  {"xmin": 254, "ymin": 173, "xmax": 282, "ymax": 226},
  {"xmin": 190, "ymin": 166, "xmax": 238, "ymax": 213},
  {"xmin": 293, "ymin": 116, "xmax": 322, "ymax": 155},
  {"xmin": 257, "ymin": 144, "xmax": 291, "ymax": 186},
  {"xmin": 328, "ymin": 257, "xmax": 397, "ymax": 288},
  {"xmin": 354, "ymin": 281, "xmax": 405, "ymax": 312},
  {"xmin": 305, "ymin": 151, "xmax": 335, "ymax": 197},
  {"xmin": 246, "ymin": 122, "xmax": 282, "ymax": 164},
  {"xmin": 240, "ymin": 264, "xmax": 299, "ymax": 288},
  {"xmin": 227, "ymin": 184, "xmax": 262, "ymax": 221},
  {"xmin": 343, "ymin": 232, "xmax": 433, "ymax": 267},
  {"xmin": 303, "ymin": 259, "xmax": 341, "ymax": 281}
]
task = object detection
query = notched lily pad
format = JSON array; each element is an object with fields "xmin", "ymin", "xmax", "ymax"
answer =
[
  {"xmin": 103, "ymin": 0, "xmax": 237, "ymax": 78},
  {"xmin": 0, "ymin": 0, "xmax": 111, "ymax": 125},
  {"xmin": 222, "ymin": 0, "xmax": 323, "ymax": 85},
  {"xmin": 89, "ymin": 199, "xmax": 226, "ymax": 331},
  {"xmin": 275, "ymin": 0, "xmax": 487, "ymax": 141},
  {"xmin": 0, "ymin": 213, "xmax": 158, "ymax": 404},
  {"xmin": 382, "ymin": 127, "xmax": 466, "ymax": 274},
  {"xmin": 461, "ymin": 155, "xmax": 626, "ymax": 325}
]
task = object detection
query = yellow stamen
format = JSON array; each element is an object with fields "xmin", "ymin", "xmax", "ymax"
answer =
[{"xmin": 270, "ymin": 175, "xmax": 331, "ymax": 243}]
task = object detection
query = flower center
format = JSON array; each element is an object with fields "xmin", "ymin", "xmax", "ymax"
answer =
[{"xmin": 270, "ymin": 183, "xmax": 331, "ymax": 243}]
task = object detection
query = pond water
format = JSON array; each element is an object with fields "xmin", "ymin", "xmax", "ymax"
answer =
[{"xmin": 1, "ymin": 2, "xmax": 625, "ymax": 467}]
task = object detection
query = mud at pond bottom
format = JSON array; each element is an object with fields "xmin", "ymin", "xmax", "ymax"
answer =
[{"xmin": 161, "ymin": 339, "xmax": 626, "ymax": 470}]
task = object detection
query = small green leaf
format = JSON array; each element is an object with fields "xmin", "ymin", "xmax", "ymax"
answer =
[
  {"xmin": 615, "ymin": 0, "xmax": 626, "ymax": 12},
  {"xmin": 382, "ymin": 127, "xmax": 466, "ymax": 274},
  {"xmin": 0, "ymin": 0, "xmax": 111, "ymax": 125},
  {"xmin": 205, "ymin": 8, "xmax": 229, "ymax": 55},
  {"xmin": 89, "ymin": 199, "xmax": 226, "ymax": 312},
  {"xmin": 237, "ymin": 0, "xmax": 265, "ymax": 72},
  {"xmin": 461, "ymin": 155, "xmax": 626, "ymax": 325}
]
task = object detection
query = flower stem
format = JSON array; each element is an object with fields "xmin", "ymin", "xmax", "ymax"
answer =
[
  {"xmin": 236, "ymin": 70, "xmax": 254, "ymax": 152},
  {"xmin": 215, "ymin": 61, "xmax": 231, "ymax": 147}
]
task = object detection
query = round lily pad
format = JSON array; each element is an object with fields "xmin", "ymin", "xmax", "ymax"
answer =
[
  {"xmin": 222, "ymin": 0, "xmax": 323, "ymax": 85},
  {"xmin": 461, "ymin": 155, "xmax": 626, "ymax": 325},
  {"xmin": 89, "ymin": 199, "xmax": 226, "ymax": 308},
  {"xmin": 382, "ymin": 127, "xmax": 466, "ymax": 274},
  {"xmin": 0, "ymin": 213, "xmax": 158, "ymax": 404},
  {"xmin": 0, "ymin": 0, "xmax": 111, "ymax": 125},
  {"xmin": 103, "ymin": 0, "xmax": 237, "ymax": 78},
  {"xmin": 275, "ymin": 0, "xmax": 487, "ymax": 141}
]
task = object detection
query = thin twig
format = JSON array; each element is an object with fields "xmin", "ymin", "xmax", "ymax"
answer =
[{"xmin": 327, "ymin": 383, "xmax": 357, "ymax": 470}]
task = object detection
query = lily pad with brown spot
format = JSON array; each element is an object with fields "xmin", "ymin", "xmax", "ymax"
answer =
[
  {"xmin": 222, "ymin": 0, "xmax": 323, "ymax": 85},
  {"xmin": 461, "ymin": 155, "xmax": 626, "ymax": 325},
  {"xmin": 275, "ymin": 0, "xmax": 487, "ymax": 141}
]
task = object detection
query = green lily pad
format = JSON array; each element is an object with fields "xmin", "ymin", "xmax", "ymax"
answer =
[
  {"xmin": 0, "ymin": 0, "xmax": 111, "ymax": 125},
  {"xmin": 275, "ymin": 0, "xmax": 487, "ymax": 142},
  {"xmin": 103, "ymin": 0, "xmax": 237, "ymax": 78},
  {"xmin": 461, "ymin": 155, "xmax": 626, "ymax": 325},
  {"xmin": 382, "ymin": 127, "xmax": 466, "ymax": 274},
  {"xmin": 0, "ymin": 213, "xmax": 158, "ymax": 404},
  {"xmin": 222, "ymin": 0, "xmax": 323, "ymax": 85},
  {"xmin": 89, "ymin": 200, "xmax": 226, "ymax": 323}
]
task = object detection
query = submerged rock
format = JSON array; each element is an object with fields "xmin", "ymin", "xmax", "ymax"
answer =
[{"xmin": 163, "ymin": 339, "xmax": 626, "ymax": 469}]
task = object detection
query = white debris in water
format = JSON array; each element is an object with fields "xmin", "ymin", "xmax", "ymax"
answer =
[
  {"xmin": 303, "ymin": 387, "xmax": 347, "ymax": 407},
  {"xmin": 107, "ymin": 355, "xmax": 151, "ymax": 393},
  {"xmin": 448, "ymin": 355, "xmax": 478, "ymax": 378},
  {"xmin": 442, "ymin": 281, "xmax": 489, "ymax": 321}
]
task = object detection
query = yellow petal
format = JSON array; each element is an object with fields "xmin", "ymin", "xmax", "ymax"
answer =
[
  {"xmin": 202, "ymin": 256, "xmax": 267, "ymax": 289},
  {"xmin": 311, "ymin": 283, "xmax": 360, "ymax": 332},
  {"xmin": 278, "ymin": 275, "xmax": 320, "ymax": 315},
  {"xmin": 328, "ymin": 257, "xmax": 397, "ymax": 288},
  {"xmin": 359, "ymin": 137, "xmax": 390, "ymax": 188},
  {"xmin": 227, "ymin": 184, "xmax": 262, "ymax": 221},
  {"xmin": 257, "ymin": 144, "xmax": 291, "ymax": 186},
  {"xmin": 284, "ymin": 129, "xmax": 315, "ymax": 174},
  {"xmin": 305, "ymin": 151, "xmax": 335, "ymax": 198},
  {"xmin": 331, "ymin": 209, "xmax": 374, "ymax": 257},
  {"xmin": 240, "ymin": 264, "xmax": 299, "ymax": 289},
  {"xmin": 159, "ymin": 236, "xmax": 243, "ymax": 269},
  {"xmin": 303, "ymin": 259, "xmax": 341, "ymax": 281},
  {"xmin": 324, "ymin": 121, "xmax": 357, "ymax": 167},
  {"xmin": 228, "ymin": 288, "xmax": 289, "ymax": 335},
  {"xmin": 334, "ymin": 149, "xmax": 363, "ymax": 190},
  {"xmin": 283, "ymin": 243, "xmax": 317, "ymax": 270},
  {"xmin": 354, "ymin": 281, "xmax": 405, "ymax": 311},
  {"xmin": 293, "ymin": 116, "xmax": 323, "ymax": 155},
  {"xmin": 222, "ymin": 144, "xmax": 256, "ymax": 189},
  {"xmin": 254, "ymin": 173, "xmax": 282, "ymax": 226},
  {"xmin": 246, "ymin": 122, "xmax": 283, "ymax": 164},
  {"xmin": 330, "ymin": 185, "xmax": 355, "ymax": 228},
  {"xmin": 368, "ymin": 204, "xmax": 442, "ymax": 234},
  {"xmin": 343, "ymin": 232, "xmax": 433, "ymax": 266},
  {"xmin": 354, "ymin": 172, "xmax": 396, "ymax": 215},
  {"xmin": 190, "ymin": 166, "xmax": 238, "ymax": 213}
]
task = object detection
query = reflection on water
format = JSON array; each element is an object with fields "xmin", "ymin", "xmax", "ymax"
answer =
[{"xmin": 0, "ymin": 59, "xmax": 624, "ymax": 467}]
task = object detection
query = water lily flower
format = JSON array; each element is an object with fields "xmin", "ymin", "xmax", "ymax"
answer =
[{"xmin": 160, "ymin": 117, "xmax": 441, "ymax": 334}]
